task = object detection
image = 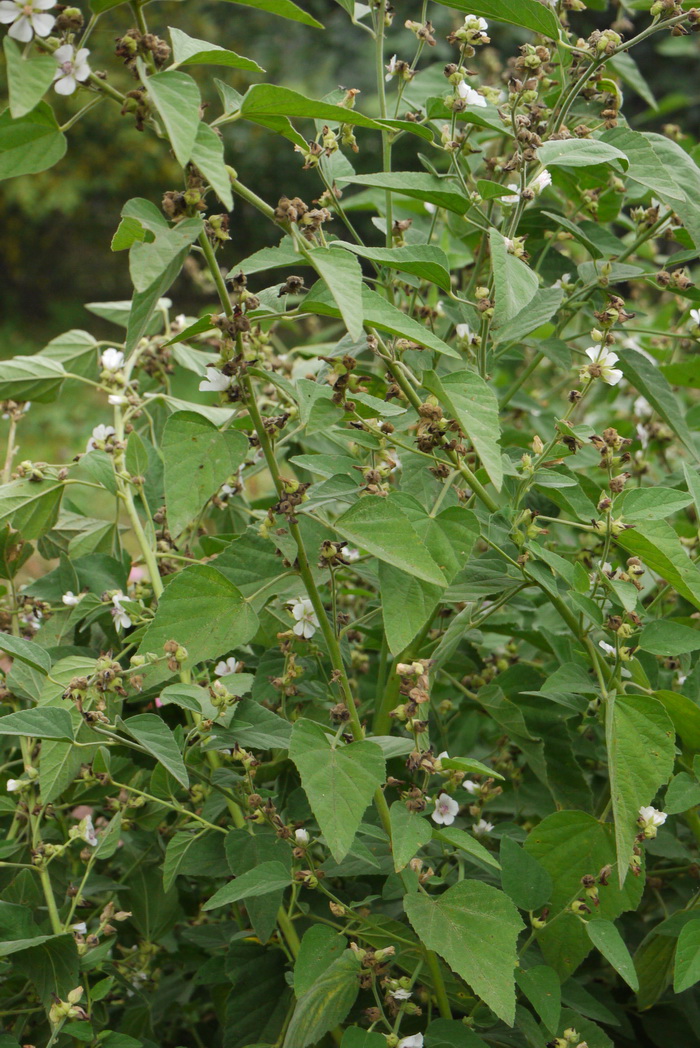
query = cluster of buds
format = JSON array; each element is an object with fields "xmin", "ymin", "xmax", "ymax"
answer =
[
  {"xmin": 163, "ymin": 639, "xmax": 188, "ymax": 674},
  {"xmin": 268, "ymin": 477, "xmax": 310, "ymax": 524},
  {"xmin": 208, "ymin": 678, "xmax": 239, "ymax": 713},
  {"xmin": 320, "ymin": 353, "xmax": 358, "ymax": 405},
  {"xmin": 547, "ymin": 1029, "xmax": 588, "ymax": 1048},
  {"xmin": 225, "ymin": 270, "xmax": 260, "ymax": 313},
  {"xmin": 273, "ymin": 195, "xmax": 332, "ymax": 241},
  {"xmin": 354, "ymin": 458, "xmax": 397, "ymax": 497},
  {"xmin": 115, "ymin": 28, "xmax": 171, "ymax": 72},
  {"xmin": 587, "ymin": 28, "xmax": 623, "ymax": 56},
  {"xmin": 382, "ymin": 975, "xmax": 423, "ymax": 1017},
  {"xmin": 650, "ymin": 0, "xmax": 686, "ymax": 18},
  {"xmin": 319, "ymin": 540, "xmax": 356, "ymax": 568},
  {"xmin": 404, "ymin": 19, "xmax": 436, "ymax": 46},
  {"xmin": 656, "ymin": 267, "xmax": 695, "ymax": 291},
  {"xmin": 350, "ymin": 942, "xmax": 396, "ymax": 988},
  {"xmin": 447, "ymin": 13, "xmax": 490, "ymax": 52},
  {"xmin": 594, "ymin": 295, "xmax": 635, "ymax": 327},
  {"xmin": 391, "ymin": 662, "xmax": 431, "ymax": 730},
  {"xmin": 569, "ymin": 865, "xmax": 613, "ymax": 920},
  {"xmin": 510, "ymin": 508, "xmax": 547, "ymax": 546},
  {"xmin": 1, "ymin": 399, "xmax": 29, "ymax": 421},
  {"xmin": 589, "ymin": 427, "xmax": 633, "ymax": 471},
  {"xmin": 13, "ymin": 459, "xmax": 49, "ymax": 483},
  {"xmin": 49, "ymin": 987, "xmax": 89, "ymax": 1027},
  {"xmin": 385, "ymin": 54, "xmax": 414, "ymax": 84}
]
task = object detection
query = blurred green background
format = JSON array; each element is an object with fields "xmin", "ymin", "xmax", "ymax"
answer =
[{"xmin": 1, "ymin": 0, "xmax": 699, "ymax": 458}]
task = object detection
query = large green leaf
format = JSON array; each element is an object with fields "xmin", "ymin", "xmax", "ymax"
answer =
[
  {"xmin": 431, "ymin": 0, "xmax": 560, "ymax": 37},
  {"xmin": 220, "ymin": 0, "xmax": 323, "ymax": 27},
  {"xmin": 334, "ymin": 494, "xmax": 447, "ymax": 586},
  {"xmin": 616, "ymin": 520, "xmax": 700, "ymax": 611},
  {"xmin": 13, "ymin": 934, "xmax": 79, "ymax": 1006},
  {"xmin": 224, "ymin": 942, "xmax": 291, "ymax": 1048},
  {"xmin": 241, "ymin": 84, "xmax": 383, "ymax": 129},
  {"xmin": 288, "ymin": 720, "xmax": 385, "ymax": 862},
  {"xmin": 162, "ymin": 411, "xmax": 248, "ymax": 536},
  {"xmin": 404, "ymin": 880, "xmax": 524, "ymax": 1025},
  {"xmin": 190, "ymin": 122, "xmax": 234, "ymax": 210},
  {"xmin": 607, "ymin": 695, "xmax": 674, "ymax": 887},
  {"xmin": 432, "ymin": 826, "xmax": 501, "ymax": 872},
  {"xmin": 137, "ymin": 564, "xmax": 258, "ymax": 685},
  {"xmin": 332, "ymin": 243, "xmax": 452, "ymax": 292},
  {"xmin": 586, "ymin": 919, "xmax": 639, "ymax": 991},
  {"xmin": 500, "ymin": 836, "xmax": 552, "ymax": 912},
  {"xmin": 306, "ymin": 247, "xmax": 364, "ymax": 340},
  {"xmin": 283, "ymin": 951, "xmax": 361, "ymax": 1048},
  {"xmin": 0, "ymin": 633, "xmax": 51, "ymax": 674},
  {"xmin": 423, "ymin": 370, "xmax": 503, "ymax": 491},
  {"xmin": 128, "ymin": 216, "xmax": 202, "ymax": 293},
  {"xmin": 654, "ymin": 689, "xmax": 700, "ymax": 753},
  {"xmin": 0, "ymin": 355, "xmax": 66, "ymax": 403},
  {"xmin": 119, "ymin": 713, "xmax": 189, "ymax": 787},
  {"xmin": 0, "ymin": 707, "xmax": 73, "ymax": 741},
  {"xmin": 226, "ymin": 827, "xmax": 292, "ymax": 941},
  {"xmin": 0, "ymin": 103, "xmax": 66, "ymax": 181},
  {"xmin": 389, "ymin": 801, "xmax": 432, "ymax": 871},
  {"xmin": 515, "ymin": 966, "xmax": 561, "ymax": 1033},
  {"xmin": 524, "ymin": 811, "xmax": 644, "ymax": 978},
  {"xmin": 144, "ymin": 69, "xmax": 201, "ymax": 166},
  {"xmin": 638, "ymin": 620, "xmax": 700, "ymax": 656},
  {"xmin": 536, "ymin": 139, "xmax": 628, "ymax": 169},
  {"xmin": 674, "ymin": 920, "xmax": 700, "ymax": 993},
  {"xmin": 169, "ymin": 26, "xmax": 264, "ymax": 71},
  {"xmin": 4, "ymin": 38, "xmax": 56, "ymax": 119},
  {"xmin": 294, "ymin": 926, "xmax": 346, "ymax": 997},
  {"xmin": 203, "ymin": 861, "xmax": 292, "ymax": 910},
  {"xmin": 489, "ymin": 230, "xmax": 539, "ymax": 327},
  {"xmin": 303, "ymin": 279, "xmax": 458, "ymax": 357}
]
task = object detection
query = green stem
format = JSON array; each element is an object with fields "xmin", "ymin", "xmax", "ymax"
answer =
[{"xmin": 424, "ymin": 947, "xmax": 452, "ymax": 1019}]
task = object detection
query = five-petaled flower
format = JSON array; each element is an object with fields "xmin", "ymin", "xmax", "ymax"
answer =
[
  {"xmin": 638, "ymin": 805, "xmax": 667, "ymax": 838},
  {"xmin": 62, "ymin": 591, "xmax": 82, "ymax": 606},
  {"xmin": 530, "ymin": 169, "xmax": 552, "ymax": 194},
  {"xmin": 53, "ymin": 44, "xmax": 91, "ymax": 95},
  {"xmin": 431, "ymin": 792, "xmax": 459, "ymax": 826},
  {"xmin": 199, "ymin": 366, "xmax": 233, "ymax": 393},
  {"xmin": 390, "ymin": 988, "xmax": 413, "ymax": 1001},
  {"xmin": 101, "ymin": 348, "xmax": 125, "ymax": 372},
  {"xmin": 86, "ymin": 423, "xmax": 115, "ymax": 453},
  {"xmin": 215, "ymin": 657, "xmax": 239, "ymax": 677},
  {"xmin": 473, "ymin": 817, "xmax": 494, "ymax": 835},
  {"xmin": 111, "ymin": 593, "xmax": 131, "ymax": 632},
  {"xmin": 0, "ymin": 0, "xmax": 55, "ymax": 42},
  {"xmin": 289, "ymin": 596, "xmax": 319, "ymax": 639},
  {"xmin": 583, "ymin": 346, "xmax": 623, "ymax": 386},
  {"xmin": 456, "ymin": 80, "xmax": 487, "ymax": 107}
]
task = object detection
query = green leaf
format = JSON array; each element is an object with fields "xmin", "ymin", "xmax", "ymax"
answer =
[
  {"xmin": 226, "ymin": 827, "xmax": 291, "ymax": 942},
  {"xmin": 423, "ymin": 370, "xmax": 503, "ymax": 491},
  {"xmin": 288, "ymin": 720, "xmax": 385, "ymax": 862},
  {"xmin": 334, "ymin": 494, "xmax": 447, "ymax": 586},
  {"xmin": 493, "ymin": 287, "xmax": 563, "ymax": 344},
  {"xmin": 654, "ymin": 690, "xmax": 700, "ymax": 753},
  {"xmin": 616, "ymin": 520, "xmax": 700, "ymax": 612},
  {"xmin": 128, "ymin": 215, "xmax": 202, "ymax": 293},
  {"xmin": 41, "ymin": 329, "xmax": 97, "ymax": 376},
  {"xmin": 389, "ymin": 801, "xmax": 432, "ymax": 871},
  {"xmin": 306, "ymin": 247, "xmax": 364, "ymax": 340},
  {"xmin": 283, "ymin": 951, "xmax": 361, "ymax": 1048},
  {"xmin": 606, "ymin": 693, "xmax": 674, "ymax": 887},
  {"xmin": 39, "ymin": 738, "xmax": 85, "ymax": 804},
  {"xmin": 4, "ymin": 38, "xmax": 56, "ymax": 119},
  {"xmin": 586, "ymin": 919, "xmax": 639, "ymax": 991},
  {"xmin": 332, "ymin": 243, "xmax": 452, "ymax": 292},
  {"xmin": 169, "ymin": 26, "xmax": 264, "ymax": 71},
  {"xmin": 404, "ymin": 880, "xmax": 524, "ymax": 1025},
  {"xmin": 241, "ymin": 84, "xmax": 383, "ymax": 130},
  {"xmin": 515, "ymin": 965, "xmax": 561, "ymax": 1033},
  {"xmin": 163, "ymin": 830, "xmax": 222, "ymax": 891},
  {"xmin": 0, "ymin": 707, "xmax": 73, "ymax": 741},
  {"xmin": 190, "ymin": 123, "xmax": 234, "ymax": 210},
  {"xmin": 620, "ymin": 487, "xmax": 693, "ymax": 521},
  {"xmin": 618, "ymin": 347, "xmax": 698, "ymax": 461},
  {"xmin": 209, "ymin": 697, "xmax": 293, "ymax": 751},
  {"xmin": 500, "ymin": 836, "xmax": 552, "ymax": 912},
  {"xmin": 425, "ymin": 1019, "xmax": 490, "ymax": 1048},
  {"xmin": 224, "ymin": 942, "xmax": 292, "ymax": 1048},
  {"xmin": 219, "ymin": 0, "xmax": 323, "ymax": 28},
  {"xmin": 665, "ymin": 772, "xmax": 700, "ymax": 815},
  {"xmin": 162, "ymin": 412, "xmax": 248, "ymax": 536},
  {"xmin": 638, "ymin": 620, "xmax": 700, "ymax": 656},
  {"xmin": 303, "ymin": 280, "xmax": 459, "ymax": 358},
  {"xmin": 441, "ymin": 756, "xmax": 503, "ymax": 779},
  {"xmin": 0, "ymin": 479, "xmax": 64, "ymax": 539},
  {"xmin": 524, "ymin": 811, "xmax": 644, "ymax": 978},
  {"xmin": 203, "ymin": 860, "xmax": 291, "ymax": 910},
  {"xmin": 609, "ymin": 52, "xmax": 656, "ymax": 109},
  {"xmin": 0, "ymin": 633, "xmax": 51, "ymax": 674},
  {"xmin": 0, "ymin": 103, "xmax": 66, "ymax": 181},
  {"xmin": 536, "ymin": 139, "xmax": 628, "ymax": 169},
  {"xmin": 137, "ymin": 564, "xmax": 258, "ymax": 685},
  {"xmin": 432, "ymin": 826, "xmax": 501, "ymax": 872},
  {"xmin": 674, "ymin": 919, "xmax": 700, "ymax": 993},
  {"xmin": 0, "ymin": 355, "xmax": 66, "ymax": 403},
  {"xmin": 378, "ymin": 563, "xmax": 441, "ymax": 654},
  {"xmin": 294, "ymin": 926, "xmax": 346, "ymax": 997},
  {"xmin": 119, "ymin": 713, "xmax": 189, "ymax": 787},
  {"xmin": 144, "ymin": 69, "xmax": 201, "ymax": 167},
  {"xmin": 126, "ymin": 248, "xmax": 189, "ymax": 352},
  {"xmin": 341, "ymin": 1032, "xmax": 386, "ymax": 1048},
  {"xmin": 12, "ymin": 933, "xmax": 79, "ymax": 1006},
  {"xmin": 430, "ymin": 0, "xmax": 560, "ymax": 37},
  {"xmin": 489, "ymin": 230, "xmax": 539, "ymax": 327},
  {"xmin": 338, "ymin": 171, "xmax": 469, "ymax": 214}
]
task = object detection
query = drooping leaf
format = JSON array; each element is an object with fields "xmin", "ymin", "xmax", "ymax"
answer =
[
  {"xmin": 616, "ymin": 520, "xmax": 700, "ymax": 611},
  {"xmin": 144, "ymin": 69, "xmax": 201, "ymax": 167},
  {"xmin": 203, "ymin": 861, "xmax": 292, "ymax": 910},
  {"xmin": 515, "ymin": 965, "xmax": 561, "ymax": 1033},
  {"xmin": 423, "ymin": 370, "xmax": 503, "ymax": 491},
  {"xmin": 338, "ymin": 171, "xmax": 470, "ymax": 214},
  {"xmin": 332, "ymin": 243, "xmax": 452, "ymax": 292},
  {"xmin": 219, "ymin": 0, "xmax": 323, "ymax": 28},
  {"xmin": 0, "ymin": 633, "xmax": 51, "ymax": 674},
  {"xmin": 0, "ymin": 707, "xmax": 73, "ymax": 741},
  {"xmin": 536, "ymin": 139, "xmax": 628, "ymax": 169},
  {"xmin": 0, "ymin": 103, "xmax": 66, "ymax": 181},
  {"xmin": 489, "ymin": 230, "xmax": 539, "ymax": 327},
  {"xmin": 119, "ymin": 713, "xmax": 189, "ymax": 787},
  {"xmin": 0, "ymin": 355, "xmax": 66, "ymax": 403},
  {"xmin": 283, "ymin": 951, "xmax": 361, "ymax": 1048},
  {"xmin": 305, "ymin": 247, "xmax": 364, "ymax": 340},
  {"xmin": 4, "ymin": 38, "xmax": 56, "ymax": 119},
  {"xmin": 190, "ymin": 122, "xmax": 234, "ymax": 210},
  {"xmin": 500, "ymin": 835, "xmax": 553, "ymax": 912},
  {"xmin": 169, "ymin": 26, "xmax": 264, "ymax": 71},
  {"xmin": 638, "ymin": 620, "xmax": 700, "ymax": 656},
  {"xmin": 288, "ymin": 719, "xmax": 386, "ymax": 862},
  {"xmin": 618, "ymin": 347, "xmax": 698, "ymax": 461},
  {"xmin": 404, "ymin": 880, "xmax": 524, "ymax": 1025},
  {"xmin": 294, "ymin": 926, "xmax": 346, "ymax": 996},
  {"xmin": 674, "ymin": 919, "xmax": 700, "ymax": 993},
  {"xmin": 430, "ymin": 0, "xmax": 560, "ymax": 38},
  {"xmin": 586, "ymin": 919, "xmax": 639, "ymax": 991},
  {"xmin": 389, "ymin": 801, "xmax": 432, "ymax": 871}
]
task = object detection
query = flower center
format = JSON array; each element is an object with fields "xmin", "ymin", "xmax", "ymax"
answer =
[{"xmin": 61, "ymin": 60, "xmax": 74, "ymax": 74}]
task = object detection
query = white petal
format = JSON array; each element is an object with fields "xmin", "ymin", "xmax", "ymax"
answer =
[
  {"xmin": 0, "ymin": 3, "xmax": 20, "ymax": 24},
  {"xmin": 75, "ymin": 61, "xmax": 91, "ymax": 81},
  {"xmin": 31, "ymin": 10, "xmax": 54, "ymax": 35},
  {"xmin": 53, "ymin": 43, "xmax": 73, "ymax": 62},
  {"xmin": 585, "ymin": 346, "xmax": 598, "ymax": 363},
  {"xmin": 604, "ymin": 369, "xmax": 623, "ymax": 386},
  {"xmin": 54, "ymin": 75, "xmax": 77, "ymax": 95},
  {"xmin": 8, "ymin": 15, "xmax": 34, "ymax": 41}
]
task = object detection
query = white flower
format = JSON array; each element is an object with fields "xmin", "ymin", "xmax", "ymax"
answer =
[
  {"xmin": 678, "ymin": 674, "xmax": 688, "ymax": 686},
  {"xmin": 219, "ymin": 484, "xmax": 236, "ymax": 498},
  {"xmin": 72, "ymin": 922, "xmax": 87, "ymax": 934},
  {"xmin": 294, "ymin": 828, "xmax": 310, "ymax": 845},
  {"xmin": 455, "ymin": 323, "xmax": 471, "ymax": 340},
  {"xmin": 463, "ymin": 779, "xmax": 479, "ymax": 794},
  {"xmin": 431, "ymin": 792, "xmax": 459, "ymax": 826},
  {"xmin": 502, "ymin": 184, "xmax": 520, "ymax": 206},
  {"xmin": 690, "ymin": 308, "xmax": 700, "ymax": 326},
  {"xmin": 157, "ymin": 297, "xmax": 172, "ymax": 310},
  {"xmin": 398, "ymin": 1035, "xmax": 424, "ymax": 1048},
  {"xmin": 80, "ymin": 814, "xmax": 98, "ymax": 847},
  {"xmin": 552, "ymin": 273, "xmax": 571, "ymax": 289},
  {"xmin": 111, "ymin": 593, "xmax": 131, "ymax": 632},
  {"xmin": 108, "ymin": 394, "xmax": 128, "ymax": 406},
  {"xmin": 634, "ymin": 395, "xmax": 652, "ymax": 417},
  {"xmin": 6, "ymin": 779, "xmax": 20, "ymax": 792},
  {"xmin": 584, "ymin": 346, "xmax": 623, "ymax": 386},
  {"xmin": 639, "ymin": 805, "xmax": 666, "ymax": 828},
  {"xmin": 424, "ymin": 202, "xmax": 437, "ymax": 215},
  {"xmin": 215, "ymin": 657, "xmax": 239, "ymax": 677},
  {"xmin": 86, "ymin": 423, "xmax": 115, "ymax": 453},
  {"xmin": 199, "ymin": 366, "xmax": 232, "ymax": 393},
  {"xmin": 530, "ymin": 168, "xmax": 552, "ymax": 194},
  {"xmin": 101, "ymin": 348, "xmax": 125, "ymax": 372},
  {"xmin": 290, "ymin": 597, "xmax": 319, "ymax": 639},
  {"xmin": 344, "ymin": 548, "xmax": 360, "ymax": 562},
  {"xmin": 53, "ymin": 44, "xmax": 91, "ymax": 96},
  {"xmin": 464, "ymin": 14, "xmax": 488, "ymax": 31},
  {"xmin": 456, "ymin": 80, "xmax": 487, "ymax": 107},
  {"xmin": 473, "ymin": 818, "xmax": 494, "ymax": 836},
  {"xmin": 390, "ymin": 988, "xmax": 413, "ymax": 1001},
  {"xmin": 0, "ymin": 0, "xmax": 55, "ymax": 42},
  {"xmin": 61, "ymin": 591, "xmax": 81, "ymax": 607},
  {"xmin": 599, "ymin": 640, "xmax": 616, "ymax": 657},
  {"xmin": 385, "ymin": 54, "xmax": 398, "ymax": 81},
  {"xmin": 636, "ymin": 423, "xmax": 649, "ymax": 450}
]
